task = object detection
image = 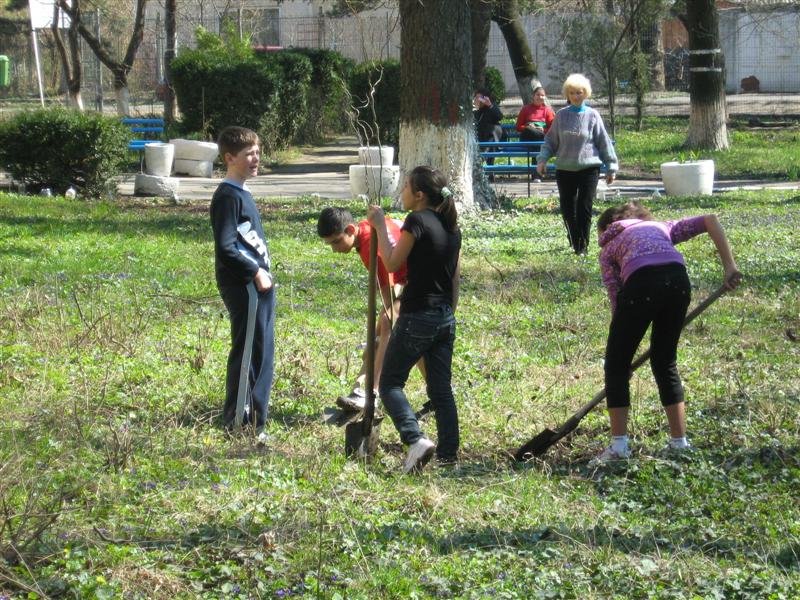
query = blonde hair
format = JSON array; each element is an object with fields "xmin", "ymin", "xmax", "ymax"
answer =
[{"xmin": 562, "ymin": 73, "xmax": 592, "ymax": 99}]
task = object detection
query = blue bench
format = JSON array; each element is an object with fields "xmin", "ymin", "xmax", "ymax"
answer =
[
  {"xmin": 122, "ymin": 117, "xmax": 165, "ymax": 152},
  {"xmin": 479, "ymin": 140, "xmax": 551, "ymax": 195},
  {"xmin": 480, "ymin": 133, "xmax": 612, "ymax": 196}
]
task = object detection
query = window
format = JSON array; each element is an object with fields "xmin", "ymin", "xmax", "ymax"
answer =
[{"xmin": 220, "ymin": 8, "xmax": 280, "ymax": 47}]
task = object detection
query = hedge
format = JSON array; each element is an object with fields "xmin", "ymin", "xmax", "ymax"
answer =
[{"xmin": 0, "ymin": 108, "xmax": 128, "ymax": 197}]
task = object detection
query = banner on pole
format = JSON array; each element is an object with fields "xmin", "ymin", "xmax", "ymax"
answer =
[{"xmin": 29, "ymin": 0, "xmax": 71, "ymax": 30}]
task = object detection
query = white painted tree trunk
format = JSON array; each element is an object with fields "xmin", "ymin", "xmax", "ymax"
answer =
[
  {"xmin": 69, "ymin": 90, "xmax": 84, "ymax": 111},
  {"xmin": 687, "ymin": 99, "xmax": 729, "ymax": 150},
  {"xmin": 115, "ymin": 87, "xmax": 131, "ymax": 116},
  {"xmin": 399, "ymin": 121, "xmax": 480, "ymax": 211}
]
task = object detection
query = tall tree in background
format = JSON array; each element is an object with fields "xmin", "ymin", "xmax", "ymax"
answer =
[
  {"xmin": 492, "ymin": 0, "xmax": 539, "ymax": 103},
  {"xmin": 679, "ymin": 0, "xmax": 729, "ymax": 149},
  {"xmin": 399, "ymin": 0, "xmax": 489, "ymax": 209},
  {"xmin": 51, "ymin": 1, "xmax": 83, "ymax": 109},
  {"xmin": 471, "ymin": 0, "xmax": 493, "ymax": 89},
  {"xmin": 57, "ymin": 0, "xmax": 148, "ymax": 116},
  {"xmin": 163, "ymin": 0, "xmax": 177, "ymax": 124}
]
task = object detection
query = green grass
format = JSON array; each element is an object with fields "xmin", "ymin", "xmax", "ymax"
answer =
[
  {"xmin": 501, "ymin": 116, "xmax": 800, "ymax": 180},
  {"xmin": 1, "ymin": 191, "xmax": 799, "ymax": 599}
]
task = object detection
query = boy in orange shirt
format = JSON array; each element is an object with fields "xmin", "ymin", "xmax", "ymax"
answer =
[{"xmin": 317, "ymin": 207, "xmax": 422, "ymax": 410}]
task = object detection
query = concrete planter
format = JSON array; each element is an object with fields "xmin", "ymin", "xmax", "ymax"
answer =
[
  {"xmin": 357, "ymin": 145, "xmax": 394, "ymax": 166},
  {"xmin": 660, "ymin": 160, "xmax": 715, "ymax": 196},
  {"xmin": 170, "ymin": 138, "xmax": 219, "ymax": 162},
  {"xmin": 349, "ymin": 164, "xmax": 400, "ymax": 199},
  {"xmin": 173, "ymin": 158, "xmax": 214, "ymax": 178},
  {"xmin": 144, "ymin": 142, "xmax": 175, "ymax": 177},
  {"xmin": 133, "ymin": 173, "xmax": 180, "ymax": 198}
]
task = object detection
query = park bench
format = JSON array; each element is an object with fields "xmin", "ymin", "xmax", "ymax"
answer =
[
  {"xmin": 122, "ymin": 117, "xmax": 165, "ymax": 152},
  {"xmin": 479, "ymin": 140, "xmax": 551, "ymax": 196},
  {"xmin": 480, "ymin": 125, "xmax": 612, "ymax": 195}
]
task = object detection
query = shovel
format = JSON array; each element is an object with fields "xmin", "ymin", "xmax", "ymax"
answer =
[
  {"xmin": 324, "ymin": 400, "xmax": 433, "ymax": 427},
  {"xmin": 513, "ymin": 285, "xmax": 728, "ymax": 462},
  {"xmin": 344, "ymin": 228, "xmax": 382, "ymax": 457}
]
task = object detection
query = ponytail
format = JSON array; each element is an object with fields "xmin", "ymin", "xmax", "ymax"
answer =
[{"xmin": 408, "ymin": 166, "xmax": 459, "ymax": 232}]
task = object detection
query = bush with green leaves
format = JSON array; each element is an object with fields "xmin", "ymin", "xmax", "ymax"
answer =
[
  {"xmin": 0, "ymin": 108, "xmax": 127, "ymax": 197},
  {"xmin": 170, "ymin": 27, "xmax": 277, "ymax": 139},
  {"xmin": 256, "ymin": 51, "xmax": 313, "ymax": 155},
  {"xmin": 485, "ymin": 66, "xmax": 506, "ymax": 104},
  {"xmin": 347, "ymin": 59, "xmax": 400, "ymax": 147},
  {"xmin": 170, "ymin": 28, "xmax": 353, "ymax": 153},
  {"xmin": 288, "ymin": 48, "xmax": 355, "ymax": 144}
]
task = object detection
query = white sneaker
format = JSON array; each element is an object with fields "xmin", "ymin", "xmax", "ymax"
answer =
[
  {"xmin": 255, "ymin": 431, "xmax": 270, "ymax": 447},
  {"xmin": 590, "ymin": 445, "xmax": 631, "ymax": 466},
  {"xmin": 403, "ymin": 438, "xmax": 435, "ymax": 474}
]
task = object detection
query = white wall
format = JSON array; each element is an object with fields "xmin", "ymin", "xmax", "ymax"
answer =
[{"xmin": 720, "ymin": 7, "xmax": 800, "ymax": 93}]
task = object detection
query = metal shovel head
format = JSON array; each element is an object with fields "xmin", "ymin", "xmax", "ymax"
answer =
[
  {"xmin": 344, "ymin": 416, "xmax": 383, "ymax": 458},
  {"xmin": 513, "ymin": 428, "xmax": 559, "ymax": 462}
]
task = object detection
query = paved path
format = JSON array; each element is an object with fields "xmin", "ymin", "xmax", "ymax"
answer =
[{"xmin": 6, "ymin": 134, "xmax": 797, "ymax": 202}]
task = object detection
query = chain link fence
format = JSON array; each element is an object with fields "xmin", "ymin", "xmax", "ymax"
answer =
[{"xmin": 2, "ymin": 5, "xmax": 799, "ymax": 119}]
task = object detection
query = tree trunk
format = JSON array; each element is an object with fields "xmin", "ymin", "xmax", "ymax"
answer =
[
  {"xmin": 399, "ymin": 0, "xmax": 492, "ymax": 210},
  {"xmin": 58, "ymin": 0, "xmax": 148, "ymax": 116},
  {"xmin": 51, "ymin": 1, "xmax": 83, "ymax": 110},
  {"xmin": 470, "ymin": 0, "xmax": 493, "ymax": 89},
  {"xmin": 164, "ymin": 0, "xmax": 177, "ymax": 124},
  {"xmin": 684, "ymin": 0, "xmax": 728, "ymax": 150},
  {"xmin": 492, "ymin": 0, "xmax": 538, "ymax": 103},
  {"xmin": 648, "ymin": 20, "xmax": 666, "ymax": 91}
]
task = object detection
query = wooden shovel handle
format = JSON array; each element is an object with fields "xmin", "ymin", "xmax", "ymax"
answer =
[{"xmin": 566, "ymin": 284, "xmax": 729, "ymax": 426}]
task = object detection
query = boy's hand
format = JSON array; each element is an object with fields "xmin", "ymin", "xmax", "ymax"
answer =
[
  {"xmin": 254, "ymin": 268, "xmax": 273, "ymax": 292},
  {"xmin": 366, "ymin": 205, "xmax": 385, "ymax": 229},
  {"xmin": 606, "ymin": 172, "xmax": 616, "ymax": 185},
  {"xmin": 723, "ymin": 267, "xmax": 742, "ymax": 290},
  {"xmin": 536, "ymin": 162, "xmax": 546, "ymax": 177}
]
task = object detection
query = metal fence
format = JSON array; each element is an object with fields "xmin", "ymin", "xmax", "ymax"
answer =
[{"xmin": 2, "ymin": 5, "xmax": 799, "ymax": 119}]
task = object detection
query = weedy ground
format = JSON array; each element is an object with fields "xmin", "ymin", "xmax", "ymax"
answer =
[{"xmin": 0, "ymin": 190, "xmax": 798, "ymax": 599}]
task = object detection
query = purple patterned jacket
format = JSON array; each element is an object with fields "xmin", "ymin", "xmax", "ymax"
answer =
[{"xmin": 598, "ymin": 216, "xmax": 707, "ymax": 311}]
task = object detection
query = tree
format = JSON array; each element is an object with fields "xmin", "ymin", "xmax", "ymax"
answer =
[
  {"xmin": 471, "ymin": 0, "xmax": 493, "ymax": 89},
  {"xmin": 492, "ymin": 0, "xmax": 539, "ymax": 103},
  {"xmin": 399, "ymin": 0, "xmax": 491, "ymax": 210},
  {"xmin": 163, "ymin": 0, "xmax": 177, "ymax": 124},
  {"xmin": 51, "ymin": 1, "xmax": 83, "ymax": 109},
  {"xmin": 679, "ymin": 0, "xmax": 729, "ymax": 150},
  {"xmin": 57, "ymin": 0, "xmax": 148, "ymax": 116}
]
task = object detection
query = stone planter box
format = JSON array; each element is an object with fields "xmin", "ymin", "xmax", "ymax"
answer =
[
  {"xmin": 173, "ymin": 158, "xmax": 214, "ymax": 178},
  {"xmin": 169, "ymin": 139, "xmax": 219, "ymax": 162},
  {"xmin": 349, "ymin": 164, "xmax": 400, "ymax": 199},
  {"xmin": 134, "ymin": 173, "xmax": 180, "ymax": 198},
  {"xmin": 144, "ymin": 142, "xmax": 174, "ymax": 177},
  {"xmin": 357, "ymin": 145, "xmax": 394, "ymax": 166},
  {"xmin": 660, "ymin": 160, "xmax": 715, "ymax": 196}
]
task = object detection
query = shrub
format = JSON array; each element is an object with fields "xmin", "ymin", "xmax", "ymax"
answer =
[
  {"xmin": 288, "ymin": 48, "xmax": 355, "ymax": 143},
  {"xmin": 485, "ymin": 66, "xmax": 506, "ymax": 104},
  {"xmin": 171, "ymin": 28, "xmax": 334, "ymax": 156},
  {"xmin": 256, "ymin": 51, "xmax": 313, "ymax": 155},
  {"xmin": 170, "ymin": 28, "xmax": 272, "ymax": 138},
  {"xmin": 347, "ymin": 59, "xmax": 400, "ymax": 147},
  {"xmin": 0, "ymin": 108, "xmax": 127, "ymax": 197}
]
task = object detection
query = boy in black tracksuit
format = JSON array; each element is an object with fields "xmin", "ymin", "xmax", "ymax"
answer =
[{"xmin": 210, "ymin": 126, "xmax": 275, "ymax": 443}]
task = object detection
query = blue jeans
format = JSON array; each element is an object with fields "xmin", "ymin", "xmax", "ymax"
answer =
[{"xmin": 379, "ymin": 305, "xmax": 458, "ymax": 460}]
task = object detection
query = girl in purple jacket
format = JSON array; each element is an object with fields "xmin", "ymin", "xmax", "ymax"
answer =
[{"xmin": 594, "ymin": 202, "xmax": 741, "ymax": 463}]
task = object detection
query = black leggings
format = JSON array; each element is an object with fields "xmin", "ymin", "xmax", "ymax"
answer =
[
  {"xmin": 604, "ymin": 263, "xmax": 691, "ymax": 409},
  {"xmin": 555, "ymin": 167, "xmax": 600, "ymax": 253}
]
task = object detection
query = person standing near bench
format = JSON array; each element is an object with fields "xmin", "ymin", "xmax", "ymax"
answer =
[{"xmin": 536, "ymin": 74, "xmax": 617, "ymax": 255}]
